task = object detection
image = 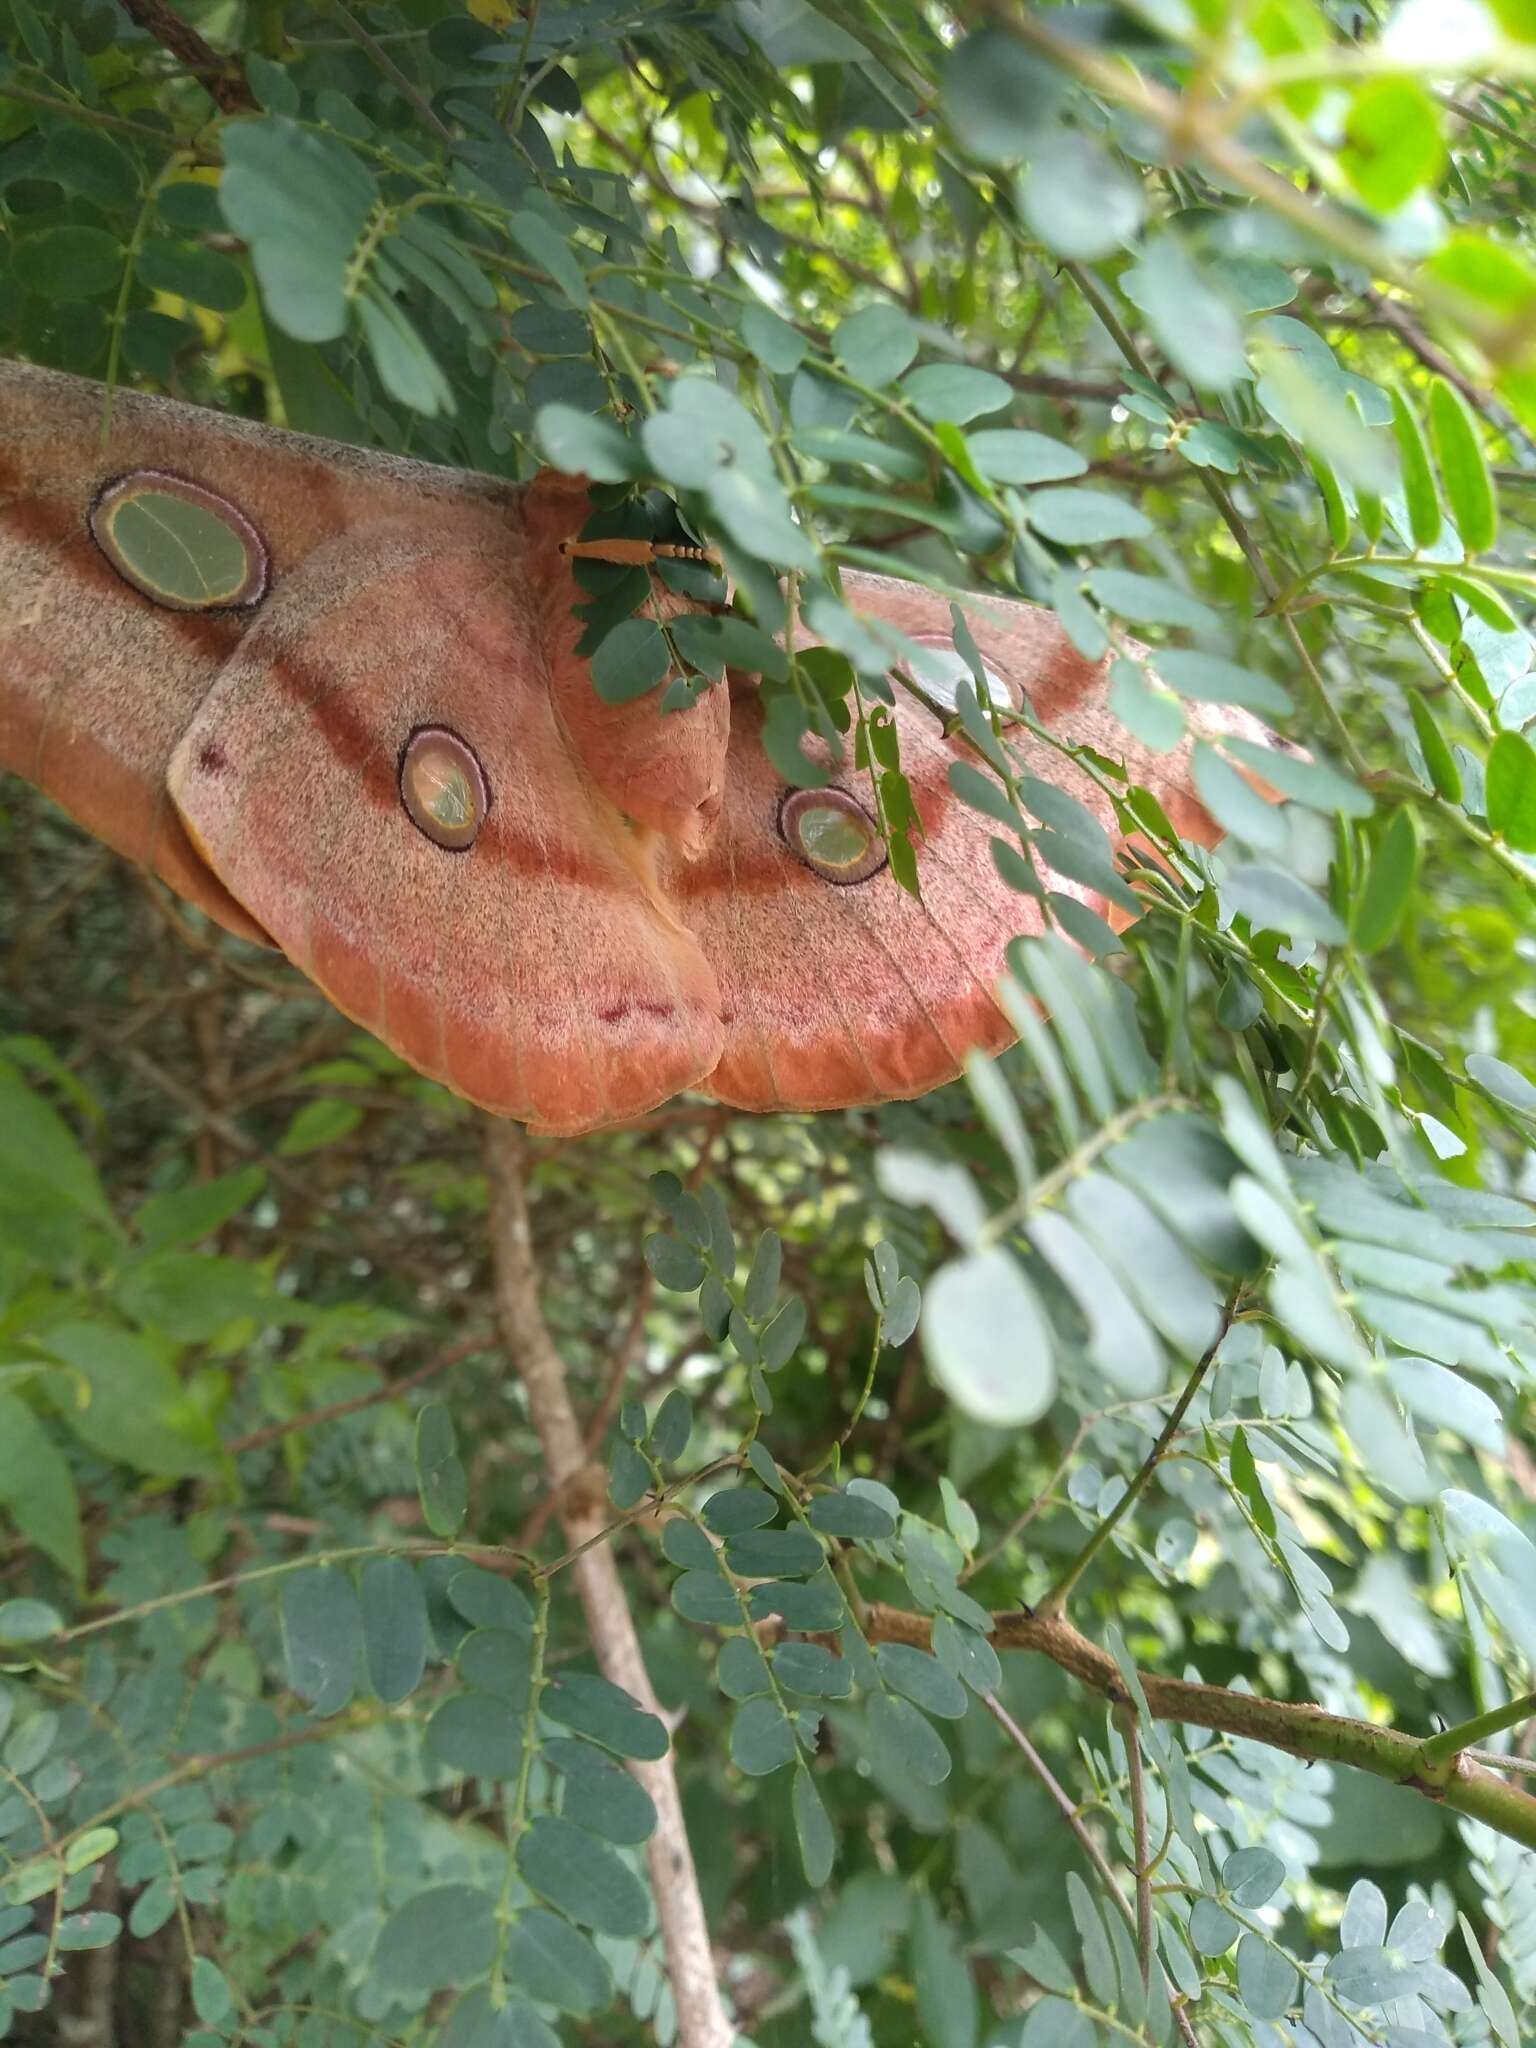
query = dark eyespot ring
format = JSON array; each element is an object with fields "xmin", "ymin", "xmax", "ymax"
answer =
[
  {"xmin": 778, "ymin": 787, "xmax": 888, "ymax": 886},
  {"xmin": 400, "ymin": 727, "xmax": 489, "ymax": 852},
  {"xmin": 89, "ymin": 471, "xmax": 269, "ymax": 611},
  {"xmin": 903, "ymin": 634, "xmax": 1018, "ymax": 711}
]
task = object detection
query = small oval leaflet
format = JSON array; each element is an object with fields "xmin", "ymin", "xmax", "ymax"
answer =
[
  {"xmin": 90, "ymin": 471, "xmax": 268, "ymax": 610},
  {"xmin": 516, "ymin": 1815, "xmax": 651, "ymax": 1937},
  {"xmin": 543, "ymin": 1671, "xmax": 669, "ymax": 1759}
]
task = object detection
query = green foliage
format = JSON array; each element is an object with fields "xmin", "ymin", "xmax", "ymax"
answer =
[{"xmin": 3, "ymin": 2, "xmax": 1536, "ymax": 2046}]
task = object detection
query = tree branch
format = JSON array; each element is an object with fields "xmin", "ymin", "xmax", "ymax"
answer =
[
  {"xmin": 483, "ymin": 1121, "xmax": 735, "ymax": 2048},
  {"xmin": 867, "ymin": 1603, "xmax": 1536, "ymax": 1853},
  {"xmin": 118, "ymin": 0, "xmax": 254, "ymax": 112}
]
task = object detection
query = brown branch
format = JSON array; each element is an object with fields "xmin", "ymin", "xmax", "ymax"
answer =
[
  {"xmin": 982, "ymin": 1693, "xmax": 1202, "ymax": 2048},
  {"xmin": 484, "ymin": 1121, "xmax": 733, "ymax": 2048},
  {"xmin": 869, "ymin": 1603, "xmax": 1536, "ymax": 1853},
  {"xmin": 118, "ymin": 0, "xmax": 255, "ymax": 112}
]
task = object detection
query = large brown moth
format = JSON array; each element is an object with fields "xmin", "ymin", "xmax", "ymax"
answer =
[{"xmin": 0, "ymin": 359, "xmax": 1263, "ymax": 1134}]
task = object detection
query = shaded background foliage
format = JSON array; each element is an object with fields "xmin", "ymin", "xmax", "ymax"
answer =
[{"xmin": 2, "ymin": 2, "xmax": 1536, "ymax": 2046}]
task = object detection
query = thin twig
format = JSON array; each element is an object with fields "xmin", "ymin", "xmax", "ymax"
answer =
[
  {"xmin": 329, "ymin": 1, "xmax": 453, "ymax": 143},
  {"xmin": 118, "ymin": 0, "xmax": 254, "ymax": 111},
  {"xmin": 225, "ymin": 1332, "xmax": 489, "ymax": 1454},
  {"xmin": 983, "ymin": 1694, "xmax": 1201, "ymax": 2048},
  {"xmin": 484, "ymin": 1122, "xmax": 733, "ymax": 2048},
  {"xmin": 1037, "ymin": 1296, "xmax": 1238, "ymax": 1616},
  {"xmin": 1123, "ymin": 1710, "xmax": 1154, "ymax": 1991}
]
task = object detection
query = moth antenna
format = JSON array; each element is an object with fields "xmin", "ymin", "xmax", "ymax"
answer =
[{"xmin": 560, "ymin": 537, "xmax": 721, "ymax": 566}]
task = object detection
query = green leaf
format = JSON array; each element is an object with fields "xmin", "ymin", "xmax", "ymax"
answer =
[
  {"xmin": 12, "ymin": 226, "xmax": 123, "ymax": 299},
  {"xmin": 360, "ymin": 1557, "xmax": 428, "ymax": 1705},
  {"xmin": 427, "ymin": 1692, "xmax": 527, "ymax": 1777},
  {"xmin": 1085, "ymin": 569, "xmax": 1217, "ymax": 631},
  {"xmin": 1192, "ymin": 742, "xmax": 1290, "ymax": 856},
  {"xmin": 742, "ymin": 302, "xmax": 808, "ymax": 374},
  {"xmin": 114, "ymin": 1252, "xmax": 275, "ymax": 1341},
  {"xmin": 536, "ymin": 403, "xmax": 638, "ymax": 482},
  {"xmin": 1025, "ymin": 487, "xmax": 1153, "ymax": 545},
  {"xmin": 220, "ymin": 119, "xmax": 379, "ymax": 342},
  {"xmin": 504, "ymin": 1907, "xmax": 612, "ymax": 2016},
  {"xmin": 723, "ymin": 1525, "xmax": 824, "ymax": 1577},
  {"xmin": 43, "ymin": 126, "xmax": 140, "ymax": 208},
  {"xmin": 1018, "ymin": 1997, "xmax": 1096, "ymax": 2046},
  {"xmin": 517, "ymin": 1816, "xmax": 650, "ymax": 1936},
  {"xmin": 910, "ymin": 1889, "xmax": 979, "ymax": 2048},
  {"xmin": 1120, "ymin": 236, "xmax": 1248, "ymax": 390},
  {"xmin": 1389, "ymin": 387, "xmax": 1442, "ymax": 548},
  {"xmin": 457, "ymin": 1627, "xmax": 535, "ymax": 1703},
  {"xmin": 508, "ymin": 207, "xmax": 591, "ymax": 308},
  {"xmin": 545, "ymin": 1737, "xmax": 656, "ymax": 1845},
  {"xmin": 134, "ymin": 1166, "xmax": 264, "ymax": 1252},
  {"xmin": 1340, "ymin": 77, "xmax": 1445, "ymax": 212},
  {"xmin": 356, "ymin": 288, "xmax": 455, "ymax": 418},
  {"xmin": 1466, "ymin": 1051, "xmax": 1536, "ymax": 1113},
  {"xmin": 374, "ymin": 1884, "xmax": 497, "ymax": 1992},
  {"xmin": 190, "ymin": 1956, "xmax": 233, "ymax": 2025},
  {"xmin": 449, "ymin": 1568, "xmax": 534, "ymax": 1634},
  {"xmin": 731, "ymin": 1695, "xmax": 798, "ymax": 1775},
  {"xmin": 864, "ymin": 1690, "xmax": 951, "ymax": 1786},
  {"xmin": 701, "ymin": 1486, "xmax": 779, "ymax": 1533},
  {"xmin": 1152, "ymin": 649, "xmax": 1293, "ymax": 718},
  {"xmin": 543, "ymin": 1672, "xmax": 668, "ymax": 1759},
  {"xmin": 281, "ymin": 1567, "xmax": 362, "ymax": 1716},
  {"xmin": 0, "ymin": 1599, "xmax": 60, "ymax": 1645},
  {"xmin": 1021, "ymin": 129, "xmax": 1143, "ymax": 261},
  {"xmin": 642, "ymin": 1230, "xmax": 705, "ymax": 1290},
  {"xmin": 649, "ymin": 1387, "xmax": 692, "ymax": 1463},
  {"xmin": 807, "ymin": 1490, "xmax": 898, "ymax": 1539},
  {"xmin": 965, "ymin": 427, "xmax": 1085, "ymax": 485},
  {"xmin": 773, "ymin": 1642, "xmax": 854, "ymax": 1698},
  {"xmin": 0, "ymin": 1060, "xmax": 110, "ymax": 1246},
  {"xmin": 792, "ymin": 1765, "xmax": 836, "ymax": 1885},
  {"xmin": 875, "ymin": 1645, "xmax": 968, "ymax": 1719},
  {"xmin": 41, "ymin": 1322, "xmax": 218, "ymax": 1478},
  {"xmin": 1224, "ymin": 1845, "xmax": 1286, "ymax": 1906},
  {"xmin": 943, "ymin": 29, "xmax": 1062, "ymax": 166},
  {"xmin": 0, "ymin": 1396, "xmax": 83, "ymax": 1582},
  {"xmin": 136, "ymin": 237, "xmax": 246, "ymax": 312},
  {"xmin": 922, "ymin": 1248, "xmax": 1055, "ymax": 1427},
  {"xmin": 900, "ymin": 364, "xmax": 1012, "ymax": 425},
  {"xmin": 416, "ymin": 1402, "xmax": 468, "ymax": 1538},
  {"xmin": 1408, "ymin": 692, "xmax": 1463, "ymax": 800},
  {"xmin": 1026, "ymin": 1211, "xmax": 1164, "ymax": 1397},
  {"xmin": 1485, "ymin": 730, "xmax": 1536, "ymax": 850},
  {"xmin": 1223, "ymin": 737, "xmax": 1372, "ymax": 818},
  {"xmin": 276, "ymin": 1098, "xmax": 362, "ymax": 1156},
  {"xmin": 1225, "ymin": 865, "xmax": 1347, "ymax": 945},
  {"xmin": 834, "ymin": 303, "xmax": 918, "ymax": 385},
  {"xmin": 1352, "ymin": 806, "xmax": 1420, "ymax": 951},
  {"xmin": 1429, "ymin": 377, "xmax": 1498, "ymax": 554}
]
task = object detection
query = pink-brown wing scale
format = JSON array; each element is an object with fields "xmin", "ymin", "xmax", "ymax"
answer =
[
  {"xmin": 167, "ymin": 509, "xmax": 724, "ymax": 1134},
  {"xmin": 0, "ymin": 359, "xmax": 512, "ymax": 941},
  {"xmin": 667, "ymin": 566, "xmax": 1261, "ymax": 1117},
  {"xmin": 666, "ymin": 689, "xmax": 1023, "ymax": 1113}
]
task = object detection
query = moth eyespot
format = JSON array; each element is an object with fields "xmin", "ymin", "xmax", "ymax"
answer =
[
  {"xmin": 903, "ymin": 635, "xmax": 1017, "ymax": 712},
  {"xmin": 400, "ymin": 727, "xmax": 489, "ymax": 852},
  {"xmin": 89, "ymin": 472, "xmax": 268, "ymax": 611},
  {"xmin": 779, "ymin": 788, "xmax": 888, "ymax": 886}
]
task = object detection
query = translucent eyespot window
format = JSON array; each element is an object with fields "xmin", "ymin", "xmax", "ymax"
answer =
[
  {"xmin": 904, "ymin": 635, "xmax": 1017, "ymax": 712},
  {"xmin": 400, "ymin": 727, "xmax": 489, "ymax": 853},
  {"xmin": 779, "ymin": 788, "xmax": 888, "ymax": 886},
  {"xmin": 89, "ymin": 472, "xmax": 268, "ymax": 611}
]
